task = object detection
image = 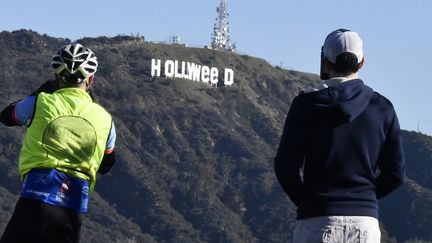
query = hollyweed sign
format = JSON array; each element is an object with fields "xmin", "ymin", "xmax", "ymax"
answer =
[{"xmin": 151, "ymin": 59, "xmax": 234, "ymax": 86}]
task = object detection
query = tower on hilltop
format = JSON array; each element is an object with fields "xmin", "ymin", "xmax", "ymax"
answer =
[{"xmin": 211, "ymin": 0, "xmax": 236, "ymax": 51}]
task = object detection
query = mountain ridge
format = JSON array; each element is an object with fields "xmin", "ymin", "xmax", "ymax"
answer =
[{"xmin": 0, "ymin": 29, "xmax": 431, "ymax": 242}]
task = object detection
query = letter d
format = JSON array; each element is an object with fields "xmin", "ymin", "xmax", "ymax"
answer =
[{"xmin": 224, "ymin": 68, "xmax": 234, "ymax": 86}]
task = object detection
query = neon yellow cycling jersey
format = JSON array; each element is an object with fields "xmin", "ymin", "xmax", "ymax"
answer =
[{"xmin": 19, "ymin": 88, "xmax": 112, "ymax": 191}]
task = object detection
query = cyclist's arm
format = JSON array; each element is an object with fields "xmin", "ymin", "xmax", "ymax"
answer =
[
  {"xmin": 0, "ymin": 96, "xmax": 36, "ymax": 127},
  {"xmin": 1, "ymin": 80, "xmax": 59, "ymax": 127},
  {"xmin": 98, "ymin": 122, "xmax": 117, "ymax": 174}
]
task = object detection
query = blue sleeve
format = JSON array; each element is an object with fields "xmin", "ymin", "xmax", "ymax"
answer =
[
  {"xmin": 15, "ymin": 96, "xmax": 36, "ymax": 126},
  {"xmin": 106, "ymin": 121, "xmax": 116, "ymax": 151},
  {"xmin": 376, "ymin": 112, "xmax": 406, "ymax": 199},
  {"xmin": 274, "ymin": 96, "xmax": 306, "ymax": 206}
]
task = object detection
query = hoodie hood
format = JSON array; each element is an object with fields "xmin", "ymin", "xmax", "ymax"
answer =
[{"xmin": 302, "ymin": 79, "xmax": 373, "ymax": 122}]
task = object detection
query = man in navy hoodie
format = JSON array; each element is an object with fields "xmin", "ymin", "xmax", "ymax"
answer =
[{"xmin": 274, "ymin": 29, "xmax": 405, "ymax": 242}]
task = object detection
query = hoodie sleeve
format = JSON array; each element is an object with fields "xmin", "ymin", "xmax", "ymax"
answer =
[
  {"xmin": 376, "ymin": 111, "xmax": 406, "ymax": 199},
  {"xmin": 274, "ymin": 96, "xmax": 305, "ymax": 206}
]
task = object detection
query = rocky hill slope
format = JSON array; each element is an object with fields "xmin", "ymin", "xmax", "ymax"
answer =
[{"xmin": 0, "ymin": 29, "xmax": 431, "ymax": 242}]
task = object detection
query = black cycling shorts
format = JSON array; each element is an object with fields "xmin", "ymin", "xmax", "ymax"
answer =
[{"xmin": 0, "ymin": 197, "xmax": 82, "ymax": 243}]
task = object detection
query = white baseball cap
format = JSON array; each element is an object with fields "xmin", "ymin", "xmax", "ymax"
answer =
[{"xmin": 322, "ymin": 29, "xmax": 364, "ymax": 64}]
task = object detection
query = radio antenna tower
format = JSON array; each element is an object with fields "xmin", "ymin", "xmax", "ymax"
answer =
[{"xmin": 211, "ymin": 0, "xmax": 236, "ymax": 51}]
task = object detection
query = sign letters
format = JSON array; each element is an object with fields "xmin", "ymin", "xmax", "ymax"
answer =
[{"xmin": 151, "ymin": 59, "xmax": 234, "ymax": 86}]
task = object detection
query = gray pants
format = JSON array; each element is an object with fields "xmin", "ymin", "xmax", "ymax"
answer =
[{"xmin": 294, "ymin": 216, "xmax": 381, "ymax": 243}]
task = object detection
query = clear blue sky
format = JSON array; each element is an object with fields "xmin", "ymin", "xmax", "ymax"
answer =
[{"xmin": 1, "ymin": 0, "xmax": 431, "ymax": 134}]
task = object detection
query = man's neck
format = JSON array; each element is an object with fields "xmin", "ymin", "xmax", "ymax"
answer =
[{"xmin": 324, "ymin": 73, "xmax": 359, "ymax": 87}]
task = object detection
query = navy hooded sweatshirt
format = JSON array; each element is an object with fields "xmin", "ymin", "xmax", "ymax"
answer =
[{"xmin": 274, "ymin": 79, "xmax": 405, "ymax": 219}]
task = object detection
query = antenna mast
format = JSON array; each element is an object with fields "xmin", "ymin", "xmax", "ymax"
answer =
[{"xmin": 211, "ymin": 0, "xmax": 236, "ymax": 51}]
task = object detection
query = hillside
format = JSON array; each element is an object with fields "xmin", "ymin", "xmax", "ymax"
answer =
[{"xmin": 0, "ymin": 29, "xmax": 431, "ymax": 242}]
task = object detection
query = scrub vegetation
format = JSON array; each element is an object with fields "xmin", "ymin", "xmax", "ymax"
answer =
[{"xmin": 0, "ymin": 29, "xmax": 430, "ymax": 243}]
